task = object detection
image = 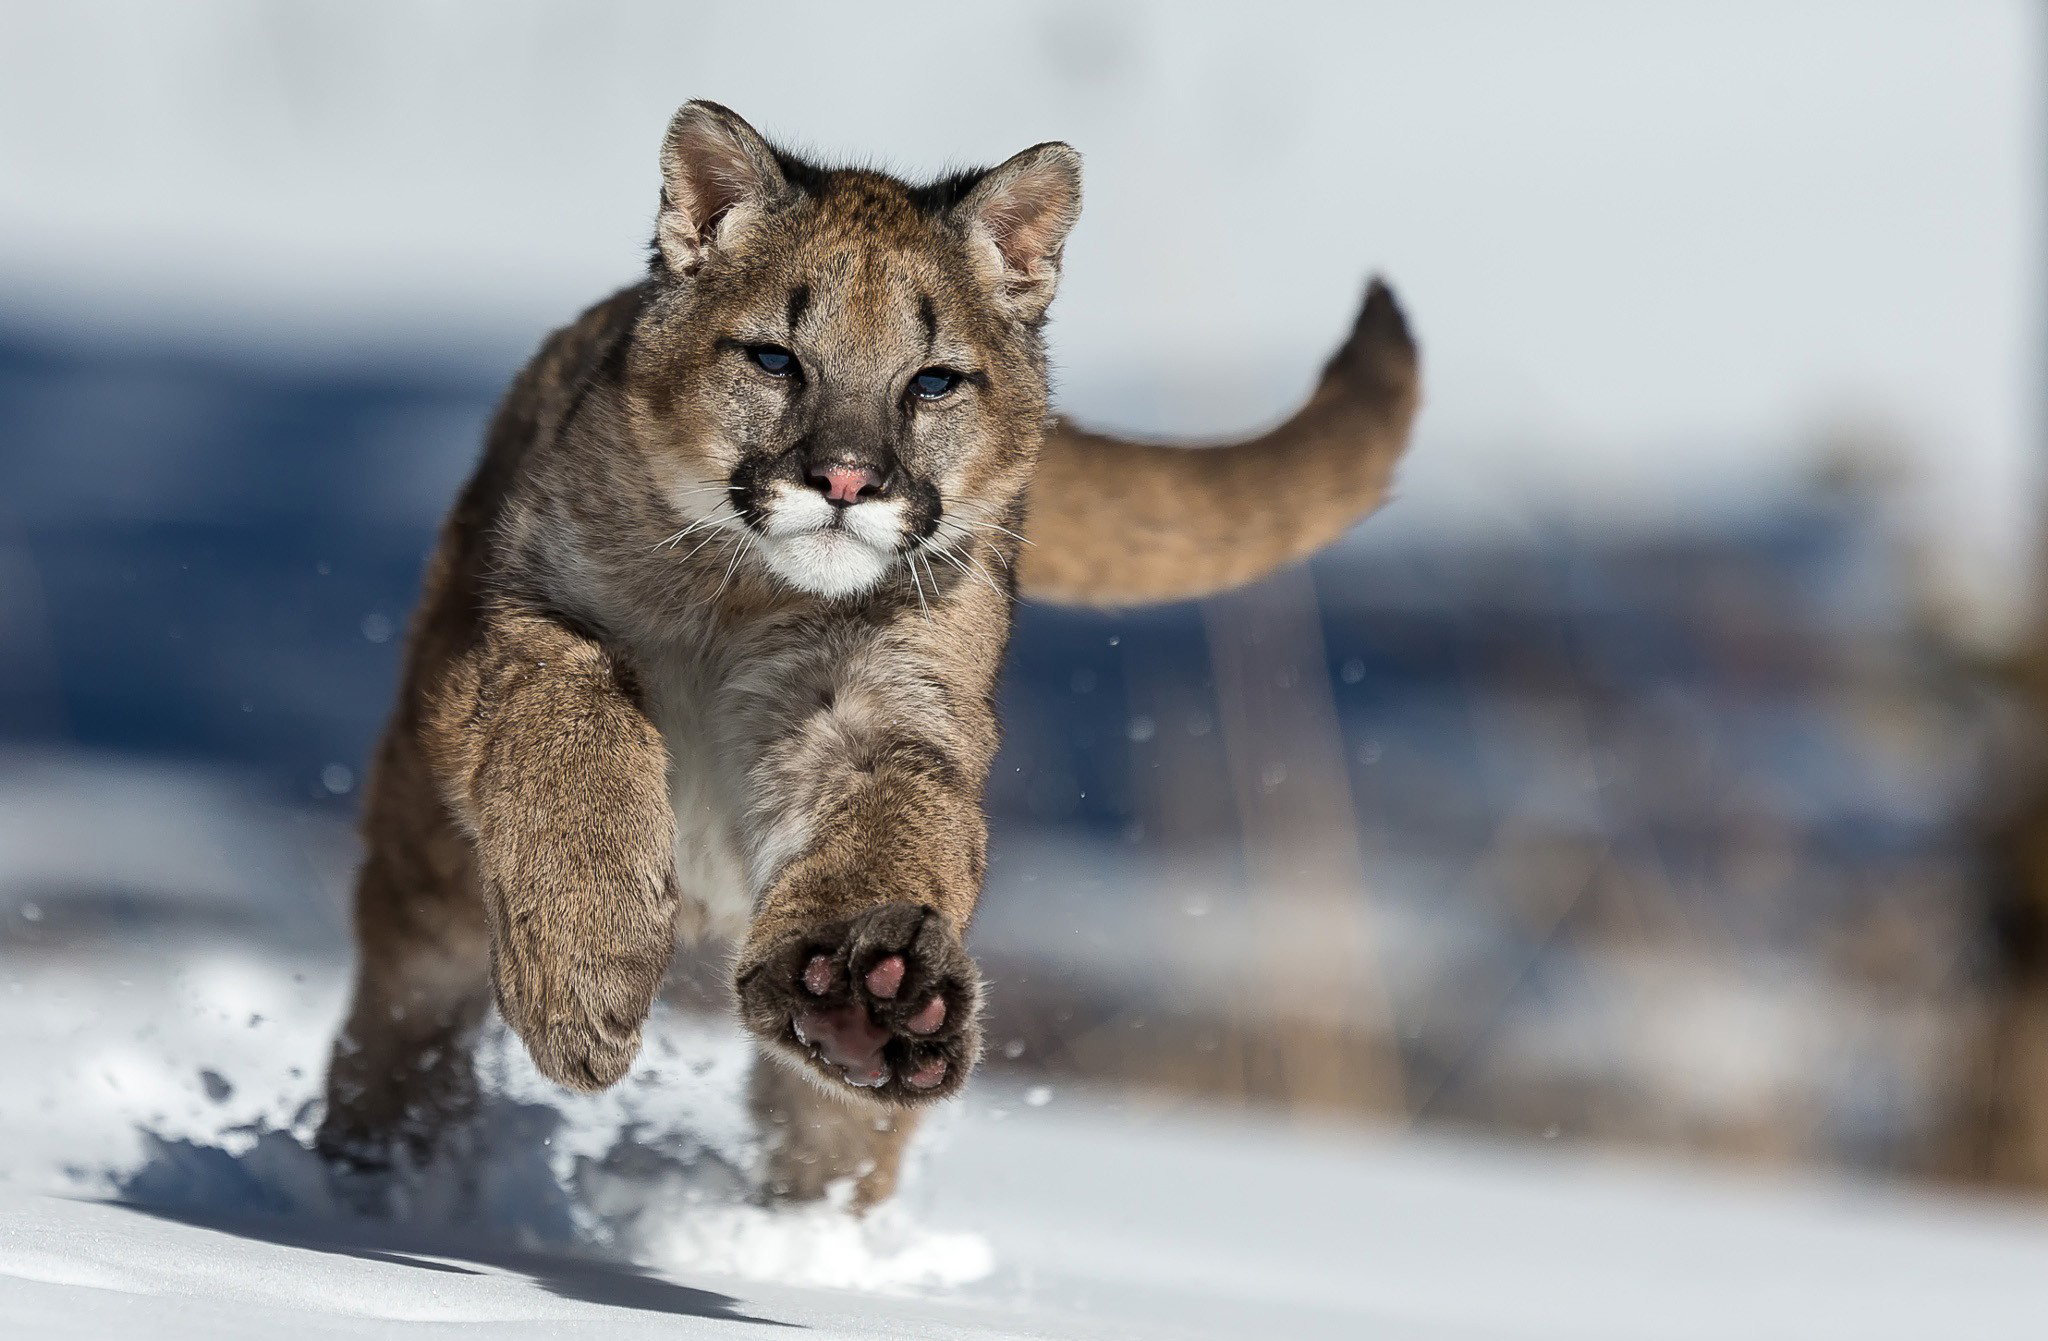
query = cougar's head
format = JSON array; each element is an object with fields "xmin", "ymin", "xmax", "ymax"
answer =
[{"xmin": 627, "ymin": 101, "xmax": 1081, "ymax": 599}]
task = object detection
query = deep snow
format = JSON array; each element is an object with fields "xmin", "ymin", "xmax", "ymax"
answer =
[{"xmin": 7, "ymin": 936, "xmax": 2048, "ymax": 1339}]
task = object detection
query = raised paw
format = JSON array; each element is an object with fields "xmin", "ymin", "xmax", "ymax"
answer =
[
  {"xmin": 489, "ymin": 903, "xmax": 675, "ymax": 1093},
  {"xmin": 736, "ymin": 902, "xmax": 982, "ymax": 1105}
]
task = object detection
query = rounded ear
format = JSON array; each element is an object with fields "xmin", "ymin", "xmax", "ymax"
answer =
[
  {"xmin": 656, "ymin": 101, "xmax": 791, "ymax": 276},
  {"xmin": 952, "ymin": 143, "xmax": 1083, "ymax": 321}
]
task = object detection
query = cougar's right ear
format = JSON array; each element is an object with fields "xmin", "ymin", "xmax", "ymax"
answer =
[{"xmin": 656, "ymin": 101, "xmax": 790, "ymax": 277}]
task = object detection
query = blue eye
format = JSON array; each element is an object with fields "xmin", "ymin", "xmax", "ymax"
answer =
[
  {"xmin": 911, "ymin": 369, "xmax": 960, "ymax": 401},
  {"xmin": 749, "ymin": 345, "xmax": 796, "ymax": 376}
]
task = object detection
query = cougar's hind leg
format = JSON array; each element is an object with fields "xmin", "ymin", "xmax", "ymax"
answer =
[
  {"xmin": 317, "ymin": 836, "xmax": 492, "ymax": 1175},
  {"xmin": 750, "ymin": 1052, "xmax": 922, "ymax": 1211}
]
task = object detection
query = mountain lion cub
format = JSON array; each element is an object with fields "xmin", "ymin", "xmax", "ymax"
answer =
[{"xmin": 317, "ymin": 100, "xmax": 1420, "ymax": 1208}]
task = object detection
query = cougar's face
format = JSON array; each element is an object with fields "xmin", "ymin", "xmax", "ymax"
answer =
[
  {"xmin": 630, "ymin": 186, "xmax": 1048, "ymax": 601},
  {"xmin": 675, "ymin": 215, "xmax": 1036, "ymax": 600},
  {"xmin": 630, "ymin": 103, "xmax": 1078, "ymax": 603}
]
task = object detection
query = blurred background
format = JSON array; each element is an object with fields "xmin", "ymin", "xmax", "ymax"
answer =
[{"xmin": 5, "ymin": 0, "xmax": 2048, "ymax": 1192}]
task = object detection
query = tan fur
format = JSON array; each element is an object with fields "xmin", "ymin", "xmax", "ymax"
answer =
[
  {"xmin": 317, "ymin": 102, "xmax": 1420, "ymax": 1207},
  {"xmin": 1022, "ymin": 280, "xmax": 1420, "ymax": 606}
]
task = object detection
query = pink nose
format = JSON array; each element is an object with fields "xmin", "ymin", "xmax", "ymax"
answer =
[{"xmin": 807, "ymin": 462, "xmax": 885, "ymax": 506}]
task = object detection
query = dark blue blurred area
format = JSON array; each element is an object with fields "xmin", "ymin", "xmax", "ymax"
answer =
[
  {"xmin": 0, "ymin": 328, "xmax": 493, "ymax": 793},
  {"xmin": 0, "ymin": 320, "xmax": 1950, "ymax": 853}
]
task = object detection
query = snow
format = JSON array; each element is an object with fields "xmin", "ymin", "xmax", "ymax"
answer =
[
  {"xmin": 4, "ymin": 751, "xmax": 2048, "ymax": 1335},
  {"xmin": 5, "ymin": 927, "xmax": 2048, "ymax": 1340}
]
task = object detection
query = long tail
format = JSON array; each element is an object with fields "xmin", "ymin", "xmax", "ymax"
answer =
[{"xmin": 1016, "ymin": 278, "xmax": 1420, "ymax": 607}]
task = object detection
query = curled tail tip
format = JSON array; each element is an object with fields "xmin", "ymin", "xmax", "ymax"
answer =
[
  {"xmin": 1327, "ymin": 275, "xmax": 1419, "ymax": 389},
  {"xmin": 1360, "ymin": 275, "xmax": 1412, "ymax": 344}
]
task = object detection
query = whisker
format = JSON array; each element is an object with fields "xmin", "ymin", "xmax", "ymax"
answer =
[
  {"xmin": 948, "ymin": 508, "xmax": 1033, "ymax": 547},
  {"xmin": 961, "ymin": 545, "xmax": 1010, "ymax": 597},
  {"xmin": 926, "ymin": 537, "xmax": 1004, "ymax": 599},
  {"xmin": 907, "ymin": 552, "xmax": 931, "ymax": 620},
  {"xmin": 678, "ymin": 523, "xmax": 738, "ymax": 565},
  {"xmin": 935, "ymin": 519, "xmax": 1015, "ymax": 570},
  {"xmin": 654, "ymin": 508, "xmax": 732, "ymax": 550},
  {"xmin": 926, "ymin": 544, "xmax": 972, "ymax": 580},
  {"xmin": 714, "ymin": 531, "xmax": 753, "ymax": 599}
]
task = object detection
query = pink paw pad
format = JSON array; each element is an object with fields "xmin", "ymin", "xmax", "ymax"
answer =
[
  {"xmin": 906, "ymin": 1057, "xmax": 948, "ymax": 1090},
  {"xmin": 793, "ymin": 1004, "xmax": 892, "ymax": 1087},
  {"xmin": 906, "ymin": 995, "xmax": 946, "ymax": 1035},
  {"xmin": 864, "ymin": 955, "xmax": 906, "ymax": 1000},
  {"xmin": 802, "ymin": 954, "xmax": 835, "ymax": 996}
]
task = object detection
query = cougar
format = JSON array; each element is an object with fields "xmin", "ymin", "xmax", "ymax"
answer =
[{"xmin": 316, "ymin": 100, "xmax": 1420, "ymax": 1208}]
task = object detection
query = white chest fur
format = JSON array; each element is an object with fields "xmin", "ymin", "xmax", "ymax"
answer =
[{"xmin": 644, "ymin": 646, "xmax": 756, "ymax": 944}]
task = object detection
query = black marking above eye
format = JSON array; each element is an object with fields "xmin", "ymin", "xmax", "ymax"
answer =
[
  {"xmin": 910, "ymin": 368, "xmax": 960, "ymax": 401},
  {"xmin": 749, "ymin": 344, "xmax": 797, "ymax": 376}
]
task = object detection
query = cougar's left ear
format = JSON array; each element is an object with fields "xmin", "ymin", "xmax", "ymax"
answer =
[
  {"xmin": 952, "ymin": 143, "xmax": 1083, "ymax": 322},
  {"xmin": 656, "ymin": 101, "xmax": 791, "ymax": 277}
]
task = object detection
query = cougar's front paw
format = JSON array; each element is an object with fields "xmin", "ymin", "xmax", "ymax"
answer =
[
  {"xmin": 737, "ymin": 902, "xmax": 982, "ymax": 1104},
  {"xmin": 489, "ymin": 894, "xmax": 676, "ymax": 1093}
]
